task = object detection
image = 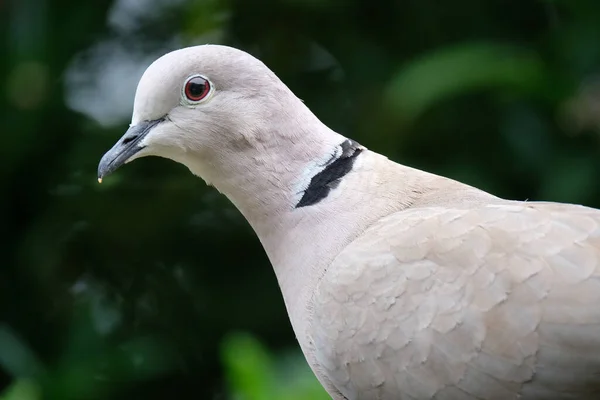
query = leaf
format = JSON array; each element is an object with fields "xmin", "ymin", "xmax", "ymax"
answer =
[
  {"xmin": 221, "ymin": 332, "xmax": 330, "ymax": 400},
  {"xmin": 0, "ymin": 324, "xmax": 45, "ymax": 379},
  {"xmin": 221, "ymin": 332, "xmax": 274, "ymax": 400},
  {"xmin": 0, "ymin": 379, "xmax": 41, "ymax": 400},
  {"xmin": 384, "ymin": 42, "xmax": 549, "ymax": 124}
]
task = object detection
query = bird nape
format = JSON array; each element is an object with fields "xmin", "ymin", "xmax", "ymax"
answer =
[{"xmin": 98, "ymin": 44, "xmax": 600, "ymax": 400}]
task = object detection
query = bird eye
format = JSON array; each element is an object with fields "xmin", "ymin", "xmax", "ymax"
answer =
[{"xmin": 183, "ymin": 75, "xmax": 211, "ymax": 103}]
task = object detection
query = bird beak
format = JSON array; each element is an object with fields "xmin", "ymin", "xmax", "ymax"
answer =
[{"xmin": 97, "ymin": 119, "xmax": 163, "ymax": 183}]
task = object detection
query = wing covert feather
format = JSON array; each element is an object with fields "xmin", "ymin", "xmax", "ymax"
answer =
[{"xmin": 309, "ymin": 203, "xmax": 600, "ymax": 400}]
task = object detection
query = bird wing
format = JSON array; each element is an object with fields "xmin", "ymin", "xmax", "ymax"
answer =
[{"xmin": 309, "ymin": 202, "xmax": 600, "ymax": 400}]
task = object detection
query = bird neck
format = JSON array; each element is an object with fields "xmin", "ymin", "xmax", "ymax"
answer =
[
  {"xmin": 184, "ymin": 100, "xmax": 353, "ymax": 229},
  {"xmin": 184, "ymin": 119, "xmax": 439, "ymax": 323},
  {"xmin": 181, "ymin": 100, "xmax": 490, "ymax": 326},
  {"xmin": 237, "ymin": 147, "xmax": 447, "ymax": 334}
]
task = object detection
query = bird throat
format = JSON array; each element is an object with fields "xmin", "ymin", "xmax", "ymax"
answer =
[{"xmin": 295, "ymin": 139, "xmax": 363, "ymax": 208}]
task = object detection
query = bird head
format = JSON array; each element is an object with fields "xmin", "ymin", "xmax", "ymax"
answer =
[{"xmin": 97, "ymin": 45, "xmax": 299, "ymax": 183}]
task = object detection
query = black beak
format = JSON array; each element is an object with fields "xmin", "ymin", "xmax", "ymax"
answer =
[{"xmin": 97, "ymin": 119, "xmax": 162, "ymax": 182}]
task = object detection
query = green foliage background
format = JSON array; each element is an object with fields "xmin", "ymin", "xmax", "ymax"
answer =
[{"xmin": 2, "ymin": 0, "xmax": 600, "ymax": 398}]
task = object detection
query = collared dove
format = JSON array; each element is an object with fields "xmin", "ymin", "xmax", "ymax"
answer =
[{"xmin": 97, "ymin": 45, "xmax": 600, "ymax": 400}]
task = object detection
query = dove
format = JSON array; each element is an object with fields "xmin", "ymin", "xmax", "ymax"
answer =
[{"xmin": 98, "ymin": 44, "xmax": 600, "ymax": 399}]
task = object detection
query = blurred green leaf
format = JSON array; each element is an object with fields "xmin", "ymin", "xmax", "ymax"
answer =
[
  {"xmin": 0, "ymin": 379, "xmax": 41, "ymax": 400},
  {"xmin": 0, "ymin": 324, "xmax": 44, "ymax": 379},
  {"xmin": 385, "ymin": 42, "xmax": 549, "ymax": 124},
  {"xmin": 221, "ymin": 332, "xmax": 330, "ymax": 400},
  {"xmin": 221, "ymin": 332, "xmax": 274, "ymax": 400}
]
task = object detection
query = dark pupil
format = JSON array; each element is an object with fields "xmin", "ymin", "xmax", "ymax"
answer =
[{"xmin": 188, "ymin": 79, "xmax": 206, "ymax": 97}]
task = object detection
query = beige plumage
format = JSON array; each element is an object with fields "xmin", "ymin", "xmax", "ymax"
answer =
[{"xmin": 97, "ymin": 44, "xmax": 600, "ymax": 399}]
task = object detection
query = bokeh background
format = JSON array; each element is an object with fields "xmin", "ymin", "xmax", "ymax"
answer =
[{"xmin": 3, "ymin": 0, "xmax": 600, "ymax": 399}]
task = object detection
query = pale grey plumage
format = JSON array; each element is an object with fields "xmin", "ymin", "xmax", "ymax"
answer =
[{"xmin": 98, "ymin": 44, "xmax": 600, "ymax": 399}]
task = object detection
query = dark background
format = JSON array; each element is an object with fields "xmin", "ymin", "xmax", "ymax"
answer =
[{"xmin": 3, "ymin": 0, "xmax": 600, "ymax": 399}]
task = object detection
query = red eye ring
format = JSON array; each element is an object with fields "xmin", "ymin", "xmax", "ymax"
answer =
[{"xmin": 184, "ymin": 75, "xmax": 211, "ymax": 102}]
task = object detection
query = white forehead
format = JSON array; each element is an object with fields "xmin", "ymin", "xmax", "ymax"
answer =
[{"xmin": 131, "ymin": 45, "xmax": 274, "ymax": 124}]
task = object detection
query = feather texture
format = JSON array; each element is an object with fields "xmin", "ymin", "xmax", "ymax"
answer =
[{"xmin": 310, "ymin": 203, "xmax": 600, "ymax": 399}]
